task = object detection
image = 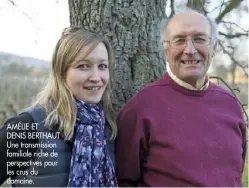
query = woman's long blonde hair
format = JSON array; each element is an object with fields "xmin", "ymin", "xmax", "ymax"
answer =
[{"xmin": 33, "ymin": 27, "xmax": 116, "ymax": 141}]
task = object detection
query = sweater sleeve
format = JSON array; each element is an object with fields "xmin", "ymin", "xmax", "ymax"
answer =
[
  {"xmin": 115, "ymin": 95, "xmax": 149, "ymax": 187},
  {"xmin": 241, "ymin": 124, "xmax": 247, "ymax": 173},
  {"xmin": 240, "ymin": 115, "xmax": 247, "ymax": 173},
  {"xmin": 233, "ymin": 98, "xmax": 247, "ymax": 173},
  {"xmin": 0, "ymin": 113, "xmax": 39, "ymax": 185}
]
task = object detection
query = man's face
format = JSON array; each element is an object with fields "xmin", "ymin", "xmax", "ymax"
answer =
[{"xmin": 165, "ymin": 12, "xmax": 216, "ymax": 87}]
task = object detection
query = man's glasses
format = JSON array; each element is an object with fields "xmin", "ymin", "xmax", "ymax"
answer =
[{"xmin": 164, "ymin": 36, "xmax": 212, "ymax": 49}]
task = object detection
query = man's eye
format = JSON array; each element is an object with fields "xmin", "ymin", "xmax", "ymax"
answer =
[
  {"xmin": 173, "ymin": 39, "xmax": 185, "ymax": 45},
  {"xmin": 99, "ymin": 64, "xmax": 108, "ymax": 70},
  {"xmin": 194, "ymin": 38, "xmax": 206, "ymax": 43}
]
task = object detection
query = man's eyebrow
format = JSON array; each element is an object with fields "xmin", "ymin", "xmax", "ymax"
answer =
[
  {"xmin": 171, "ymin": 35, "xmax": 186, "ymax": 39},
  {"xmin": 171, "ymin": 33, "xmax": 208, "ymax": 39},
  {"xmin": 194, "ymin": 33, "xmax": 208, "ymax": 37}
]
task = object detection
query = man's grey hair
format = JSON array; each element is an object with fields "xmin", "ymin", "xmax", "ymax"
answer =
[{"xmin": 160, "ymin": 8, "xmax": 218, "ymax": 49}]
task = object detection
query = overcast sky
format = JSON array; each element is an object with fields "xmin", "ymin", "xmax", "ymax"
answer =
[{"xmin": 0, "ymin": 0, "xmax": 70, "ymax": 61}]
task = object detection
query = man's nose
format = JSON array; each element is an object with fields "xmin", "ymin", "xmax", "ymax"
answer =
[
  {"xmin": 183, "ymin": 39, "xmax": 197, "ymax": 55},
  {"xmin": 89, "ymin": 69, "xmax": 101, "ymax": 82}
]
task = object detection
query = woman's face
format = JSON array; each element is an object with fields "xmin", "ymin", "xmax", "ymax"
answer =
[{"xmin": 66, "ymin": 42, "xmax": 109, "ymax": 104}]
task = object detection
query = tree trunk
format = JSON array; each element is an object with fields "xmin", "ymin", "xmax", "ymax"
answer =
[{"xmin": 68, "ymin": 0, "xmax": 167, "ymax": 111}]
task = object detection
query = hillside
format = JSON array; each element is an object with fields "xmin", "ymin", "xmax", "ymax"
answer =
[{"xmin": 0, "ymin": 51, "xmax": 48, "ymax": 68}]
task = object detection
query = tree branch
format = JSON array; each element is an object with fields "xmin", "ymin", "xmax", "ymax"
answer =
[
  {"xmin": 7, "ymin": 0, "xmax": 40, "ymax": 44},
  {"xmin": 7, "ymin": 0, "xmax": 34, "ymax": 24},
  {"xmin": 218, "ymin": 0, "xmax": 227, "ymax": 16},
  {"xmin": 218, "ymin": 40, "xmax": 248, "ymax": 77},
  {"xmin": 215, "ymin": 0, "xmax": 243, "ymax": 23},
  {"xmin": 7, "ymin": 0, "xmax": 41, "ymax": 37},
  {"xmin": 169, "ymin": 0, "xmax": 175, "ymax": 18},
  {"xmin": 219, "ymin": 21, "xmax": 248, "ymax": 33},
  {"xmin": 186, "ymin": 0, "xmax": 207, "ymax": 14},
  {"xmin": 219, "ymin": 31, "xmax": 248, "ymax": 38},
  {"xmin": 209, "ymin": 76, "xmax": 248, "ymax": 125},
  {"xmin": 200, "ymin": 0, "xmax": 208, "ymax": 15},
  {"xmin": 207, "ymin": 0, "xmax": 228, "ymax": 14}
]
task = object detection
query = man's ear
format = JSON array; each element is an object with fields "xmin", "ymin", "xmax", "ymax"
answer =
[{"xmin": 163, "ymin": 41, "xmax": 168, "ymax": 57}]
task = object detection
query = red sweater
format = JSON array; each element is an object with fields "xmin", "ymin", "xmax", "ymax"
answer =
[{"xmin": 115, "ymin": 73, "xmax": 247, "ymax": 187}]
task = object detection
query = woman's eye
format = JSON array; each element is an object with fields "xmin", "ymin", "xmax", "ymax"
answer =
[
  {"xmin": 77, "ymin": 64, "xmax": 90, "ymax": 69},
  {"xmin": 99, "ymin": 64, "xmax": 108, "ymax": 70}
]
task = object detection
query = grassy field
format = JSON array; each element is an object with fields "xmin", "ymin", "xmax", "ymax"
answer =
[
  {"xmin": 243, "ymin": 153, "xmax": 248, "ymax": 187},
  {"xmin": 242, "ymin": 109, "xmax": 248, "ymax": 187},
  {"xmin": 242, "ymin": 125, "xmax": 248, "ymax": 187}
]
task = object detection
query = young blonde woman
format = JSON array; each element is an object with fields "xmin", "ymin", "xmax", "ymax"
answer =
[{"xmin": 0, "ymin": 27, "xmax": 118, "ymax": 187}]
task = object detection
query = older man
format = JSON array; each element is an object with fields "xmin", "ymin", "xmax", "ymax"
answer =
[{"xmin": 115, "ymin": 10, "xmax": 247, "ymax": 187}]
